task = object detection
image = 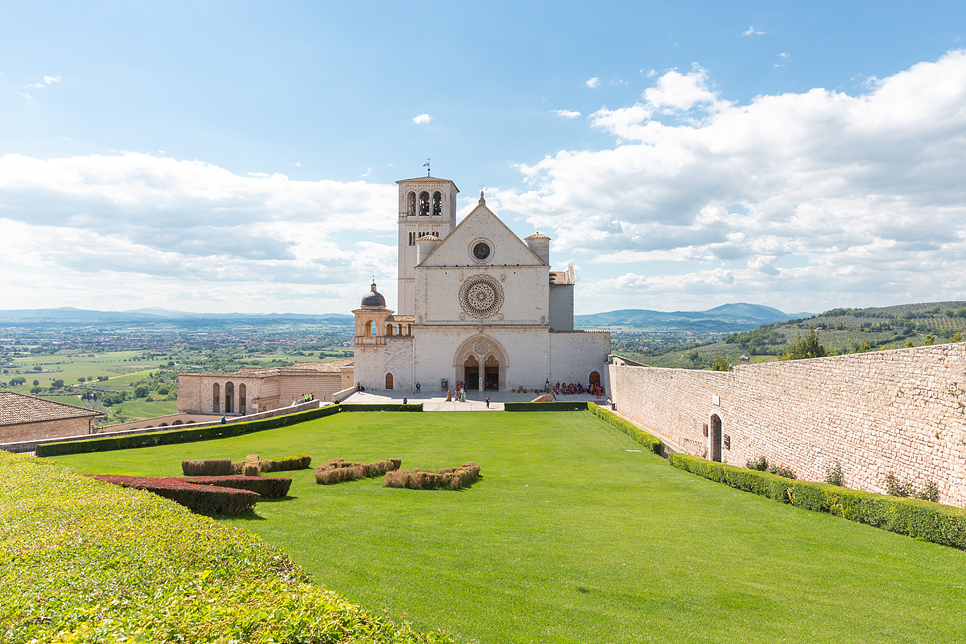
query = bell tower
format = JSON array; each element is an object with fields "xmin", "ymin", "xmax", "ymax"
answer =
[{"xmin": 396, "ymin": 175, "xmax": 459, "ymax": 316}]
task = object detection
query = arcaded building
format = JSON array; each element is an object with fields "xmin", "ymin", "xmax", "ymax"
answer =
[
  {"xmin": 352, "ymin": 175, "xmax": 610, "ymax": 393},
  {"xmin": 177, "ymin": 359, "xmax": 353, "ymax": 415}
]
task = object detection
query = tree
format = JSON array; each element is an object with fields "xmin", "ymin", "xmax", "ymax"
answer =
[
  {"xmin": 710, "ymin": 357, "xmax": 732, "ymax": 371},
  {"xmin": 32, "ymin": 379, "xmax": 39, "ymax": 386},
  {"xmin": 51, "ymin": 379, "xmax": 65, "ymax": 390},
  {"xmin": 779, "ymin": 328, "xmax": 829, "ymax": 361},
  {"xmin": 923, "ymin": 334, "xmax": 935, "ymax": 345},
  {"xmin": 134, "ymin": 384, "xmax": 150, "ymax": 398}
]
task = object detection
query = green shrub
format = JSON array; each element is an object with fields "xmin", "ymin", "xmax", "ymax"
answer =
[
  {"xmin": 825, "ymin": 461, "xmax": 844, "ymax": 486},
  {"xmin": 504, "ymin": 401, "xmax": 588, "ymax": 412},
  {"xmin": 1, "ymin": 452, "xmax": 452, "ymax": 643},
  {"xmin": 669, "ymin": 454, "xmax": 966, "ymax": 549},
  {"xmin": 339, "ymin": 404, "xmax": 423, "ymax": 412},
  {"xmin": 36, "ymin": 404, "xmax": 342, "ymax": 457},
  {"xmin": 588, "ymin": 402, "xmax": 661, "ymax": 453},
  {"xmin": 184, "ymin": 475, "xmax": 292, "ymax": 499}
]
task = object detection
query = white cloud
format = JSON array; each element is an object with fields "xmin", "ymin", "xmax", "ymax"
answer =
[
  {"xmin": 779, "ymin": 52, "xmax": 790, "ymax": 58},
  {"xmin": 0, "ymin": 152, "xmax": 398, "ymax": 312},
  {"xmin": 43, "ymin": 75, "xmax": 61, "ymax": 84},
  {"xmin": 361, "ymin": 167, "xmax": 372, "ymax": 177},
  {"xmin": 502, "ymin": 50, "xmax": 966, "ymax": 312},
  {"xmin": 292, "ymin": 162, "xmax": 302, "ymax": 167},
  {"xmin": 551, "ymin": 109, "xmax": 581, "ymax": 119},
  {"xmin": 742, "ymin": 26, "xmax": 766, "ymax": 36},
  {"xmin": 586, "ymin": 77, "xmax": 600, "ymax": 88},
  {"xmin": 413, "ymin": 113, "xmax": 433, "ymax": 124}
]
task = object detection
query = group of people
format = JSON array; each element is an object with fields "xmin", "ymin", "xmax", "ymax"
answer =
[{"xmin": 552, "ymin": 381, "xmax": 604, "ymax": 398}]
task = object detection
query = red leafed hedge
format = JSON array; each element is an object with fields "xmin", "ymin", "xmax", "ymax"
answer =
[
  {"xmin": 184, "ymin": 475, "xmax": 292, "ymax": 499},
  {"xmin": 88, "ymin": 474, "xmax": 259, "ymax": 515}
]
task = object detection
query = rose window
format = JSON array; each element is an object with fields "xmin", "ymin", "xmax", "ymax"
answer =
[{"xmin": 459, "ymin": 275, "xmax": 504, "ymax": 318}]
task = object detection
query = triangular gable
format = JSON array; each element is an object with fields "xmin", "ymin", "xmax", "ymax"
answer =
[{"xmin": 419, "ymin": 203, "xmax": 547, "ymax": 267}]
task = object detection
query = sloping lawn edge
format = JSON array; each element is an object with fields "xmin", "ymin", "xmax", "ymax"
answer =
[
  {"xmin": 588, "ymin": 402, "xmax": 662, "ymax": 453},
  {"xmin": 0, "ymin": 451, "xmax": 452, "ymax": 643},
  {"xmin": 669, "ymin": 453, "xmax": 966, "ymax": 549}
]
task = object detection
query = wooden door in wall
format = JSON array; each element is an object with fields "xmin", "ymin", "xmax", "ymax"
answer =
[{"xmin": 710, "ymin": 414, "xmax": 722, "ymax": 462}]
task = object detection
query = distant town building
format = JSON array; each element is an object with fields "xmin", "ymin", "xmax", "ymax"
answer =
[{"xmin": 0, "ymin": 391, "xmax": 103, "ymax": 444}]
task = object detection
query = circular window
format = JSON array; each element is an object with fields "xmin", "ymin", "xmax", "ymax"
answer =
[
  {"xmin": 473, "ymin": 242, "xmax": 491, "ymax": 261},
  {"xmin": 459, "ymin": 275, "xmax": 504, "ymax": 318}
]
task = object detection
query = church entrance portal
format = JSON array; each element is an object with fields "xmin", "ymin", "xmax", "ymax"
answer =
[
  {"xmin": 484, "ymin": 355, "xmax": 499, "ymax": 391},
  {"xmin": 464, "ymin": 356, "xmax": 479, "ymax": 391}
]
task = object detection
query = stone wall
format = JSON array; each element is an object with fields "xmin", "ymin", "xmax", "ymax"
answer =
[
  {"xmin": 550, "ymin": 331, "xmax": 611, "ymax": 385},
  {"xmin": 609, "ymin": 343, "xmax": 966, "ymax": 506}
]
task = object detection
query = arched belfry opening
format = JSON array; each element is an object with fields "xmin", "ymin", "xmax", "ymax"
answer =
[
  {"xmin": 710, "ymin": 414, "xmax": 722, "ymax": 462},
  {"xmin": 225, "ymin": 382, "xmax": 234, "ymax": 414},
  {"xmin": 408, "ymin": 191, "xmax": 416, "ymax": 216},
  {"xmin": 432, "ymin": 191, "xmax": 442, "ymax": 216},
  {"xmin": 419, "ymin": 191, "xmax": 430, "ymax": 215}
]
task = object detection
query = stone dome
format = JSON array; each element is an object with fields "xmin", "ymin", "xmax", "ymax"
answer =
[{"xmin": 361, "ymin": 281, "xmax": 386, "ymax": 309}]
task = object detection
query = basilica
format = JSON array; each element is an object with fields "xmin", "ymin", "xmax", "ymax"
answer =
[{"xmin": 352, "ymin": 175, "xmax": 610, "ymax": 393}]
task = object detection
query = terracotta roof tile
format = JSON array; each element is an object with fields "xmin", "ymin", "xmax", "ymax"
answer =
[{"xmin": 0, "ymin": 391, "xmax": 103, "ymax": 427}]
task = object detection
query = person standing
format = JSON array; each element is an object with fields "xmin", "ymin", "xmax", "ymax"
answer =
[
  {"xmin": 416, "ymin": 382, "xmax": 421, "ymax": 393},
  {"xmin": 485, "ymin": 395, "xmax": 490, "ymax": 408}
]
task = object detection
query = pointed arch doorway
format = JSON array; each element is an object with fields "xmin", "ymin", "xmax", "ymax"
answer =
[
  {"xmin": 464, "ymin": 356, "xmax": 479, "ymax": 390},
  {"xmin": 484, "ymin": 355, "xmax": 499, "ymax": 391}
]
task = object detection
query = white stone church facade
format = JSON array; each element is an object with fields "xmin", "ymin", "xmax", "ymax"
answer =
[{"xmin": 352, "ymin": 175, "xmax": 610, "ymax": 393}]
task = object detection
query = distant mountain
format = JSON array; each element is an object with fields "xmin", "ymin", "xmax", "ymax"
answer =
[
  {"xmin": 575, "ymin": 303, "xmax": 810, "ymax": 331},
  {"xmin": 0, "ymin": 307, "xmax": 354, "ymax": 325}
]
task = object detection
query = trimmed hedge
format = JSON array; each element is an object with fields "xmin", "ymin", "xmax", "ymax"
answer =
[
  {"xmin": 184, "ymin": 475, "xmax": 293, "ymax": 499},
  {"xmin": 36, "ymin": 404, "xmax": 342, "ymax": 457},
  {"xmin": 385, "ymin": 462, "xmax": 481, "ymax": 490},
  {"xmin": 588, "ymin": 402, "xmax": 662, "ymax": 454},
  {"xmin": 182, "ymin": 458, "xmax": 233, "ymax": 476},
  {"xmin": 669, "ymin": 454, "xmax": 966, "ymax": 549},
  {"xmin": 259, "ymin": 453, "xmax": 312, "ymax": 472},
  {"xmin": 504, "ymin": 401, "xmax": 588, "ymax": 412},
  {"xmin": 88, "ymin": 474, "xmax": 259, "ymax": 515},
  {"xmin": 315, "ymin": 458, "xmax": 402, "ymax": 485},
  {"xmin": 339, "ymin": 403, "xmax": 423, "ymax": 412},
  {"xmin": 2, "ymin": 451, "xmax": 452, "ymax": 643}
]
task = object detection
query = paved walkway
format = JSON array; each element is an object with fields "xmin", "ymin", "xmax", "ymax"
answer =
[{"xmin": 340, "ymin": 389, "xmax": 610, "ymax": 412}]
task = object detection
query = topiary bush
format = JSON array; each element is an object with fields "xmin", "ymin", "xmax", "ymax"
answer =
[
  {"xmin": 669, "ymin": 453, "xmax": 966, "ymax": 549},
  {"xmin": 259, "ymin": 453, "xmax": 312, "ymax": 472},
  {"xmin": 182, "ymin": 458, "xmax": 234, "ymax": 476},
  {"xmin": 384, "ymin": 462, "xmax": 481, "ymax": 490},
  {"xmin": 314, "ymin": 458, "xmax": 402, "ymax": 485},
  {"xmin": 89, "ymin": 474, "xmax": 259, "ymax": 515},
  {"xmin": 184, "ymin": 475, "xmax": 292, "ymax": 499},
  {"xmin": 588, "ymin": 402, "xmax": 661, "ymax": 453}
]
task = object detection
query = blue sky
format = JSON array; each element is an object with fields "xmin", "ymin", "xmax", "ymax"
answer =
[{"xmin": 2, "ymin": 1, "xmax": 965, "ymax": 315}]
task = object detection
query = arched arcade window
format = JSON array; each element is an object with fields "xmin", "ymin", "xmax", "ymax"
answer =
[
  {"xmin": 239, "ymin": 383, "xmax": 247, "ymax": 413},
  {"xmin": 212, "ymin": 383, "xmax": 220, "ymax": 413},
  {"xmin": 225, "ymin": 382, "xmax": 234, "ymax": 414},
  {"xmin": 386, "ymin": 324, "xmax": 394, "ymax": 336},
  {"xmin": 432, "ymin": 191, "xmax": 442, "ymax": 216},
  {"xmin": 419, "ymin": 191, "xmax": 430, "ymax": 215},
  {"xmin": 364, "ymin": 321, "xmax": 373, "ymax": 337}
]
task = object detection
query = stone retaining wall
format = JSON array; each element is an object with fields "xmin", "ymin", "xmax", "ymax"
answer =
[{"xmin": 610, "ymin": 343, "xmax": 966, "ymax": 506}]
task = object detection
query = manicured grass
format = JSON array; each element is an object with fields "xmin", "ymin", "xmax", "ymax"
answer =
[{"xmin": 52, "ymin": 411, "xmax": 966, "ymax": 644}]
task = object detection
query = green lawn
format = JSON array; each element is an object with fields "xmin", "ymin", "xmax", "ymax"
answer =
[
  {"xmin": 51, "ymin": 411, "xmax": 966, "ymax": 644},
  {"xmin": 109, "ymin": 399, "xmax": 178, "ymax": 420}
]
